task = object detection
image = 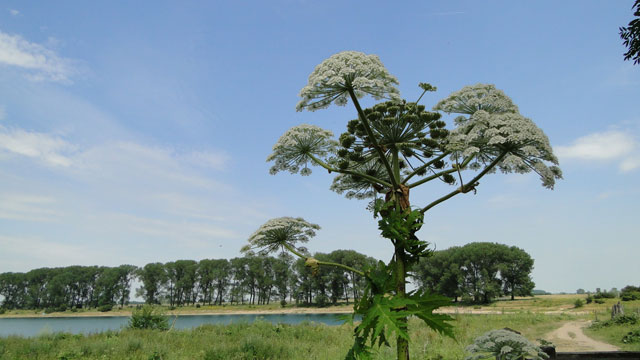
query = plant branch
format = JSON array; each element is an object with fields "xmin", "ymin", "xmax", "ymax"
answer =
[
  {"xmin": 347, "ymin": 88, "xmax": 399, "ymax": 189},
  {"xmin": 420, "ymin": 151, "xmax": 508, "ymax": 213},
  {"xmin": 307, "ymin": 154, "xmax": 392, "ymax": 188},
  {"xmin": 402, "ymin": 153, "xmax": 448, "ymax": 184},
  {"xmin": 282, "ymin": 243, "xmax": 365, "ymax": 276},
  {"xmin": 407, "ymin": 154, "xmax": 475, "ymax": 188}
]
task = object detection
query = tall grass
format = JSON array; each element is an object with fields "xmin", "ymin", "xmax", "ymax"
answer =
[{"xmin": 0, "ymin": 313, "xmax": 571, "ymax": 360}]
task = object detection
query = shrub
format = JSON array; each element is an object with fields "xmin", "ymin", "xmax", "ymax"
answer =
[
  {"xmin": 594, "ymin": 298, "xmax": 605, "ymax": 304},
  {"xmin": 280, "ymin": 299, "xmax": 287, "ymax": 308},
  {"xmin": 0, "ymin": 308, "xmax": 5, "ymax": 315},
  {"xmin": 196, "ymin": 304, "xmax": 201, "ymax": 308},
  {"xmin": 622, "ymin": 329, "xmax": 640, "ymax": 344},
  {"xmin": 128, "ymin": 305, "xmax": 169, "ymax": 330},
  {"xmin": 44, "ymin": 307, "xmax": 57, "ymax": 314},
  {"xmin": 465, "ymin": 329, "xmax": 549, "ymax": 360},
  {"xmin": 590, "ymin": 313, "xmax": 638, "ymax": 329},
  {"xmin": 585, "ymin": 295, "xmax": 593, "ymax": 304},
  {"xmin": 593, "ymin": 291, "xmax": 616, "ymax": 299},
  {"xmin": 574, "ymin": 299, "xmax": 584, "ymax": 308},
  {"xmin": 98, "ymin": 304, "xmax": 113, "ymax": 312}
]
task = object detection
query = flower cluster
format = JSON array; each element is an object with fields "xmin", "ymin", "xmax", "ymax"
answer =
[
  {"xmin": 296, "ymin": 51, "xmax": 401, "ymax": 112},
  {"xmin": 433, "ymin": 84, "xmax": 519, "ymax": 115},
  {"xmin": 243, "ymin": 217, "xmax": 320, "ymax": 255},
  {"xmin": 437, "ymin": 85, "xmax": 562, "ymax": 189},
  {"xmin": 267, "ymin": 124, "xmax": 337, "ymax": 176},
  {"xmin": 465, "ymin": 329, "xmax": 549, "ymax": 360}
]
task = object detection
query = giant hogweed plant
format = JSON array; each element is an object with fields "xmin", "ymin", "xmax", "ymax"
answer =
[{"xmin": 242, "ymin": 51, "xmax": 562, "ymax": 360}]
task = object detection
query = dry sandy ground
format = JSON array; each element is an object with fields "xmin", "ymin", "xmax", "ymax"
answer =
[{"xmin": 543, "ymin": 320, "xmax": 619, "ymax": 352}]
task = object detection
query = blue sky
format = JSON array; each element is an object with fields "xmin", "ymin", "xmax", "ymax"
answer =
[{"xmin": 0, "ymin": 1, "xmax": 638, "ymax": 294}]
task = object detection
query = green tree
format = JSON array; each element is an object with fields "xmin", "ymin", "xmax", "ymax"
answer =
[
  {"xmin": 244, "ymin": 51, "xmax": 561, "ymax": 359},
  {"xmin": 137, "ymin": 262, "xmax": 167, "ymax": 305},
  {"xmin": 413, "ymin": 247, "xmax": 463, "ymax": 302},
  {"xmin": 499, "ymin": 246, "xmax": 535, "ymax": 300},
  {"xmin": 620, "ymin": 0, "xmax": 640, "ymax": 64}
]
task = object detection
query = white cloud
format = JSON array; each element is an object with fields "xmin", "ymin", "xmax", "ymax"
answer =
[
  {"xmin": 0, "ymin": 30, "xmax": 76, "ymax": 83},
  {"xmin": 620, "ymin": 157, "xmax": 640, "ymax": 172},
  {"xmin": 0, "ymin": 235, "xmax": 105, "ymax": 272},
  {"xmin": 0, "ymin": 125, "xmax": 75, "ymax": 166},
  {"xmin": 555, "ymin": 130, "xmax": 639, "ymax": 172},
  {"xmin": 0, "ymin": 193, "xmax": 60, "ymax": 222},
  {"xmin": 9, "ymin": 9, "xmax": 19, "ymax": 16}
]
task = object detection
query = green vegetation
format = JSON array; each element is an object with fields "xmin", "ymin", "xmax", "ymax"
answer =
[
  {"xmin": 0, "ymin": 250, "xmax": 376, "ymax": 313},
  {"xmin": 257, "ymin": 50, "xmax": 561, "ymax": 359},
  {"xmin": 128, "ymin": 305, "xmax": 169, "ymax": 330},
  {"xmin": 585, "ymin": 303, "xmax": 640, "ymax": 351},
  {"xmin": 412, "ymin": 243, "xmax": 535, "ymax": 303},
  {"xmin": 0, "ymin": 313, "xmax": 568, "ymax": 360}
]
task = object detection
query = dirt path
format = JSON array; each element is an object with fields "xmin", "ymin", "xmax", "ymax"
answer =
[{"xmin": 544, "ymin": 320, "xmax": 619, "ymax": 352}]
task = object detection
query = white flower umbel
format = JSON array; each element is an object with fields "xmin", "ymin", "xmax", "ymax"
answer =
[
  {"xmin": 244, "ymin": 217, "xmax": 320, "ymax": 256},
  {"xmin": 438, "ymin": 85, "xmax": 562, "ymax": 189},
  {"xmin": 267, "ymin": 124, "xmax": 337, "ymax": 176},
  {"xmin": 465, "ymin": 329, "xmax": 549, "ymax": 360},
  {"xmin": 296, "ymin": 51, "xmax": 401, "ymax": 112},
  {"xmin": 433, "ymin": 84, "xmax": 519, "ymax": 115}
]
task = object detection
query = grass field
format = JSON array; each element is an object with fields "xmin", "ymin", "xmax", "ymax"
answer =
[
  {"xmin": 0, "ymin": 313, "xmax": 571, "ymax": 360},
  {"xmin": 1, "ymin": 295, "xmax": 638, "ymax": 359}
]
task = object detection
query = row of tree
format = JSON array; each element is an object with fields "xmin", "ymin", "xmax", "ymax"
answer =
[
  {"xmin": 412, "ymin": 242, "xmax": 535, "ymax": 304},
  {"xmin": 0, "ymin": 250, "xmax": 377, "ymax": 310}
]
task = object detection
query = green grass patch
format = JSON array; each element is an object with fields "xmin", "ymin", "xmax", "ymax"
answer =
[{"xmin": 0, "ymin": 313, "xmax": 571, "ymax": 360}]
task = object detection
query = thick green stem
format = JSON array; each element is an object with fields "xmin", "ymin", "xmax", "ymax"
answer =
[
  {"xmin": 395, "ymin": 245, "xmax": 409, "ymax": 360},
  {"xmin": 282, "ymin": 243, "xmax": 365, "ymax": 277}
]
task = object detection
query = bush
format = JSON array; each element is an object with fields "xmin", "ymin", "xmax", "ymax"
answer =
[
  {"xmin": 196, "ymin": 303, "xmax": 201, "ymax": 308},
  {"xmin": 593, "ymin": 291, "xmax": 616, "ymax": 299},
  {"xmin": 574, "ymin": 299, "xmax": 584, "ymax": 308},
  {"xmin": 590, "ymin": 313, "xmax": 638, "ymax": 329},
  {"xmin": 586, "ymin": 295, "xmax": 593, "ymax": 304},
  {"xmin": 465, "ymin": 329, "xmax": 549, "ymax": 360},
  {"xmin": 0, "ymin": 307, "xmax": 5, "ymax": 314},
  {"xmin": 594, "ymin": 298, "xmax": 605, "ymax": 304},
  {"xmin": 44, "ymin": 307, "xmax": 57, "ymax": 314},
  {"xmin": 280, "ymin": 299, "xmax": 287, "ymax": 308},
  {"xmin": 128, "ymin": 305, "xmax": 169, "ymax": 330},
  {"xmin": 98, "ymin": 304, "xmax": 113, "ymax": 312},
  {"xmin": 622, "ymin": 329, "xmax": 640, "ymax": 344}
]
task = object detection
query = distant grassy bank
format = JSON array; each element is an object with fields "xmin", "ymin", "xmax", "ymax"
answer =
[{"xmin": 0, "ymin": 294, "xmax": 631, "ymax": 318}]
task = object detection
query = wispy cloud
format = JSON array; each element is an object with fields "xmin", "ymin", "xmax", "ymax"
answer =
[
  {"xmin": 0, "ymin": 193, "xmax": 61, "ymax": 222},
  {"xmin": 9, "ymin": 9, "xmax": 19, "ymax": 16},
  {"xmin": 0, "ymin": 235, "xmax": 105, "ymax": 272},
  {"xmin": 0, "ymin": 30, "xmax": 77, "ymax": 83},
  {"xmin": 0, "ymin": 125, "xmax": 75, "ymax": 166},
  {"xmin": 555, "ymin": 130, "xmax": 639, "ymax": 172}
]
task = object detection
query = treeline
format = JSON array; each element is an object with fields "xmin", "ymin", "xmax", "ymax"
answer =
[
  {"xmin": 412, "ymin": 242, "xmax": 535, "ymax": 304},
  {"xmin": 0, "ymin": 250, "xmax": 377, "ymax": 311}
]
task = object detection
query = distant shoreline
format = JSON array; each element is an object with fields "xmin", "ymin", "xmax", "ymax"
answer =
[{"xmin": 0, "ymin": 306, "xmax": 355, "ymax": 319}]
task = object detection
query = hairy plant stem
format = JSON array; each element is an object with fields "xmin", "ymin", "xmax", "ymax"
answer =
[{"xmin": 281, "ymin": 243, "xmax": 365, "ymax": 277}]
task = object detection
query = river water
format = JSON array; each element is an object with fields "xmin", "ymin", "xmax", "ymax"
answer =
[{"xmin": 0, "ymin": 313, "xmax": 352, "ymax": 338}]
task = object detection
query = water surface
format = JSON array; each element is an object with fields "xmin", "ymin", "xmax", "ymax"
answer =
[{"xmin": 0, "ymin": 313, "xmax": 351, "ymax": 338}]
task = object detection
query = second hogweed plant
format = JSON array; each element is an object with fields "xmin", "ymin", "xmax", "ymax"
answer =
[{"xmin": 242, "ymin": 51, "xmax": 562, "ymax": 360}]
